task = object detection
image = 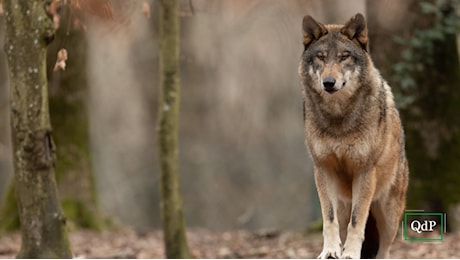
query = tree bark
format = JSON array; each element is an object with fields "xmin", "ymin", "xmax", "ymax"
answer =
[
  {"xmin": 1, "ymin": 5, "xmax": 103, "ymax": 231},
  {"xmin": 2, "ymin": 0, "xmax": 72, "ymax": 257},
  {"xmin": 157, "ymin": 0, "xmax": 191, "ymax": 258}
]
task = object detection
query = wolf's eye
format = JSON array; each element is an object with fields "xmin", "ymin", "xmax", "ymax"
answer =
[
  {"xmin": 316, "ymin": 53, "xmax": 325, "ymax": 61},
  {"xmin": 340, "ymin": 52, "xmax": 350, "ymax": 61}
]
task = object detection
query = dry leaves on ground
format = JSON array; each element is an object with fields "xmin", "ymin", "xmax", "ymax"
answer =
[{"xmin": 1, "ymin": 228, "xmax": 459, "ymax": 258}]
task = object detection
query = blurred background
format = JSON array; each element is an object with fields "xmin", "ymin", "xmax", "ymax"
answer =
[{"xmin": 0, "ymin": 0, "xmax": 459, "ymax": 232}]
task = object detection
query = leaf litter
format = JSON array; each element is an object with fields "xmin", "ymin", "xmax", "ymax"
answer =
[{"xmin": 0, "ymin": 228, "xmax": 459, "ymax": 258}]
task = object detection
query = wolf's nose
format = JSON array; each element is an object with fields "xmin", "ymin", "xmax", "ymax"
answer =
[
  {"xmin": 323, "ymin": 77, "xmax": 336, "ymax": 88},
  {"xmin": 322, "ymin": 77, "xmax": 337, "ymax": 92}
]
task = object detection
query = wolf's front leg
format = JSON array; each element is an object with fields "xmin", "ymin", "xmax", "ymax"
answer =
[
  {"xmin": 319, "ymin": 216, "xmax": 342, "ymax": 259},
  {"xmin": 315, "ymin": 168, "xmax": 342, "ymax": 259},
  {"xmin": 341, "ymin": 168, "xmax": 377, "ymax": 259}
]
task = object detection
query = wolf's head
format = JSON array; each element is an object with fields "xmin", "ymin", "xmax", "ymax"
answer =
[{"xmin": 299, "ymin": 13, "xmax": 371, "ymax": 97}]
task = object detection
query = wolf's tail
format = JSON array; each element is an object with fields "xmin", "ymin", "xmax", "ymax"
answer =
[{"xmin": 360, "ymin": 212, "xmax": 379, "ymax": 258}]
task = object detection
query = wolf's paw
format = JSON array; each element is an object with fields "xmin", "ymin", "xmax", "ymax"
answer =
[
  {"xmin": 340, "ymin": 252, "xmax": 360, "ymax": 259},
  {"xmin": 341, "ymin": 237, "xmax": 362, "ymax": 259},
  {"xmin": 317, "ymin": 246, "xmax": 341, "ymax": 259},
  {"xmin": 341, "ymin": 246, "xmax": 361, "ymax": 259}
]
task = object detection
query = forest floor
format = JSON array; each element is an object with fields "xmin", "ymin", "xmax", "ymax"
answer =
[{"xmin": 1, "ymin": 227, "xmax": 459, "ymax": 258}]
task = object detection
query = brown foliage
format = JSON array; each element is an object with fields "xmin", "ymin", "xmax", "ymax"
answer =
[
  {"xmin": 70, "ymin": 0, "xmax": 114, "ymax": 20},
  {"xmin": 53, "ymin": 48, "xmax": 68, "ymax": 71},
  {"xmin": 46, "ymin": 0, "xmax": 118, "ymax": 31}
]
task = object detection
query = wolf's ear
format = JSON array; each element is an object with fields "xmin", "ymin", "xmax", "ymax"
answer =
[
  {"xmin": 340, "ymin": 13, "xmax": 368, "ymax": 52},
  {"xmin": 302, "ymin": 15, "xmax": 327, "ymax": 50}
]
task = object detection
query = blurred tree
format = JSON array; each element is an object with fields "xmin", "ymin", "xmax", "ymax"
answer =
[
  {"xmin": 1, "ymin": 0, "xmax": 72, "ymax": 257},
  {"xmin": 47, "ymin": 5, "xmax": 103, "ymax": 229},
  {"xmin": 0, "ymin": 11, "xmax": 14, "ymax": 230},
  {"xmin": 0, "ymin": 182, "xmax": 18, "ymax": 232},
  {"xmin": 157, "ymin": 0, "xmax": 191, "ymax": 258},
  {"xmin": 0, "ymin": 16, "xmax": 13, "ymax": 200},
  {"xmin": 367, "ymin": 0, "xmax": 460, "ymax": 229}
]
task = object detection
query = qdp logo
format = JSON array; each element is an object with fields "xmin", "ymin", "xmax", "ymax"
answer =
[{"xmin": 403, "ymin": 212, "xmax": 445, "ymax": 241}]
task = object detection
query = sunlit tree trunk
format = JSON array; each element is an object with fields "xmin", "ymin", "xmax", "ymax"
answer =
[
  {"xmin": 2, "ymin": 0, "xmax": 72, "ymax": 257},
  {"xmin": 157, "ymin": 0, "xmax": 191, "ymax": 258}
]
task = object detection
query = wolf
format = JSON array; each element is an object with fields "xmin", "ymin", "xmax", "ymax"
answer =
[{"xmin": 298, "ymin": 13, "xmax": 409, "ymax": 259}]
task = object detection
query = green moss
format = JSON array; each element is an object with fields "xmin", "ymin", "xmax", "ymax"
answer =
[
  {"xmin": 0, "ymin": 181, "xmax": 20, "ymax": 233},
  {"xmin": 61, "ymin": 199, "xmax": 102, "ymax": 230}
]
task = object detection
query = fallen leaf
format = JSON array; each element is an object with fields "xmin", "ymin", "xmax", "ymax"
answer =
[
  {"xmin": 54, "ymin": 48, "xmax": 68, "ymax": 72},
  {"xmin": 142, "ymin": 1, "xmax": 151, "ymax": 19}
]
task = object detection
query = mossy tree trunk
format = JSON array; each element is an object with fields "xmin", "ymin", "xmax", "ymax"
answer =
[
  {"xmin": 367, "ymin": 0, "xmax": 460, "ymax": 230},
  {"xmin": 0, "ymin": 17, "xmax": 16, "ymax": 233},
  {"xmin": 2, "ymin": 0, "xmax": 72, "ymax": 257},
  {"xmin": 1, "ymin": 5, "xmax": 102, "ymax": 232},
  {"xmin": 0, "ymin": 17, "xmax": 13, "ymax": 200},
  {"xmin": 47, "ymin": 6, "xmax": 102, "ymax": 229},
  {"xmin": 0, "ymin": 182, "xmax": 19, "ymax": 232},
  {"xmin": 157, "ymin": 0, "xmax": 191, "ymax": 258}
]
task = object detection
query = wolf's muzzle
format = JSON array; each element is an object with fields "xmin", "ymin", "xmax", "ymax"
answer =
[{"xmin": 323, "ymin": 77, "xmax": 337, "ymax": 93}]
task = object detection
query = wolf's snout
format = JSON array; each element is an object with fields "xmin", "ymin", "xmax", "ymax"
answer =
[{"xmin": 322, "ymin": 77, "xmax": 337, "ymax": 93}]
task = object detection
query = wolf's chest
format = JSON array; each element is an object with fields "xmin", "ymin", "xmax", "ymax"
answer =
[{"xmin": 308, "ymin": 135, "xmax": 372, "ymax": 169}]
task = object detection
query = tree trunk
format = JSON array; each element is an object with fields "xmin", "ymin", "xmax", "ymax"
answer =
[
  {"xmin": 0, "ymin": 182, "xmax": 19, "ymax": 232},
  {"xmin": 0, "ymin": 16, "xmax": 13, "ymax": 201},
  {"xmin": 47, "ymin": 6, "xmax": 102, "ymax": 229},
  {"xmin": 157, "ymin": 0, "xmax": 191, "ymax": 258},
  {"xmin": 2, "ymin": 0, "xmax": 72, "ymax": 257},
  {"xmin": 1, "ymin": 4, "xmax": 102, "ymax": 232},
  {"xmin": 366, "ymin": 0, "xmax": 460, "ymax": 230},
  {"xmin": 0, "ymin": 12, "xmax": 15, "ymax": 232}
]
